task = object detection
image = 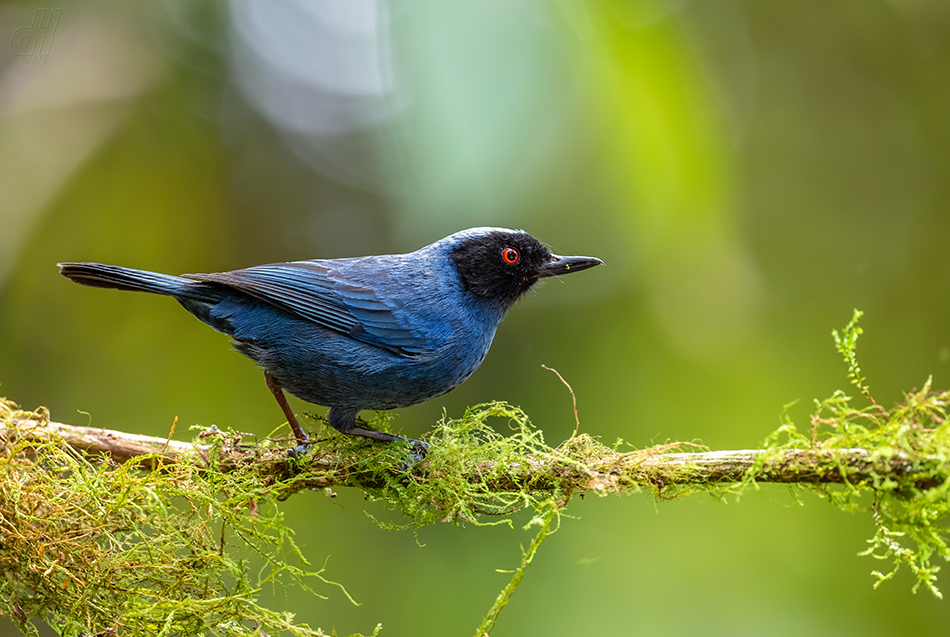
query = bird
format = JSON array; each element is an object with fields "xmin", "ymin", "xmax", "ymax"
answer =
[{"xmin": 58, "ymin": 227, "xmax": 603, "ymax": 454}]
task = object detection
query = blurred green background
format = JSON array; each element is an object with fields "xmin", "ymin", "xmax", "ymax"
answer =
[{"xmin": 2, "ymin": 0, "xmax": 950, "ymax": 634}]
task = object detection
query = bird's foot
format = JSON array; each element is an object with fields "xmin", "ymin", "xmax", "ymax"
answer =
[
  {"xmin": 287, "ymin": 441, "xmax": 312, "ymax": 460},
  {"xmin": 285, "ymin": 424, "xmax": 313, "ymax": 463},
  {"xmin": 347, "ymin": 425, "xmax": 428, "ymax": 463},
  {"xmin": 400, "ymin": 437, "xmax": 430, "ymax": 464},
  {"xmin": 394, "ymin": 438, "xmax": 428, "ymax": 471}
]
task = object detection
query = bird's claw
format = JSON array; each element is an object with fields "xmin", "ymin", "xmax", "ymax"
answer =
[
  {"xmin": 287, "ymin": 441, "xmax": 312, "ymax": 460},
  {"xmin": 398, "ymin": 437, "xmax": 429, "ymax": 469},
  {"xmin": 406, "ymin": 437, "xmax": 429, "ymax": 460}
]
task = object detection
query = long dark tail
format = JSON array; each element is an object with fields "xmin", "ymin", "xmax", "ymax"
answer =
[{"xmin": 57, "ymin": 262, "xmax": 220, "ymax": 303}]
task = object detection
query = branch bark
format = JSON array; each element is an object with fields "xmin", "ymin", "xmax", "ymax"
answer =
[{"xmin": 4, "ymin": 415, "xmax": 944, "ymax": 497}]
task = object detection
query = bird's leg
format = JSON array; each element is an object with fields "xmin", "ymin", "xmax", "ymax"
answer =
[
  {"xmin": 265, "ymin": 371, "xmax": 311, "ymax": 456},
  {"xmin": 329, "ymin": 407, "xmax": 429, "ymax": 457},
  {"xmin": 328, "ymin": 406, "xmax": 397, "ymax": 442}
]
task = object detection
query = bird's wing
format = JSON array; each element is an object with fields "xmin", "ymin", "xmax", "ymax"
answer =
[{"xmin": 184, "ymin": 261, "xmax": 430, "ymax": 356}]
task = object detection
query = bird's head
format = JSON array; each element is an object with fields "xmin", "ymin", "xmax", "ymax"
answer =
[{"xmin": 446, "ymin": 228, "xmax": 603, "ymax": 307}]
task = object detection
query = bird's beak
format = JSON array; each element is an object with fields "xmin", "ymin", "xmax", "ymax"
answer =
[{"xmin": 537, "ymin": 254, "xmax": 605, "ymax": 278}]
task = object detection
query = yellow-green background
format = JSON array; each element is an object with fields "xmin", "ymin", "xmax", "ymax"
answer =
[{"xmin": 2, "ymin": 0, "xmax": 950, "ymax": 634}]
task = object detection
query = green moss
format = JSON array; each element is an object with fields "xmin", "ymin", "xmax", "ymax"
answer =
[
  {"xmin": 2, "ymin": 309, "xmax": 949, "ymax": 635},
  {"xmin": 342, "ymin": 402, "xmax": 587, "ymax": 527},
  {"xmin": 753, "ymin": 310, "xmax": 950, "ymax": 596},
  {"xmin": 0, "ymin": 398, "xmax": 582, "ymax": 635},
  {"xmin": 0, "ymin": 401, "xmax": 364, "ymax": 636}
]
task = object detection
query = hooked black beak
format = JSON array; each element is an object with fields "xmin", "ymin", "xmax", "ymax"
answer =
[{"xmin": 537, "ymin": 254, "xmax": 605, "ymax": 278}]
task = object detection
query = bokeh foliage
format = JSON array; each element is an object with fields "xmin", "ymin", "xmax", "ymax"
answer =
[{"xmin": 2, "ymin": 0, "xmax": 950, "ymax": 634}]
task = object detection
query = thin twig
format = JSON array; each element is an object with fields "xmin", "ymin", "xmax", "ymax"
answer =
[
  {"xmin": 541, "ymin": 364, "xmax": 580, "ymax": 437},
  {"xmin": 161, "ymin": 415, "xmax": 178, "ymax": 455}
]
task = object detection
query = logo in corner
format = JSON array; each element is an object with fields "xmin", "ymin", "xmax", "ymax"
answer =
[{"xmin": 10, "ymin": 8, "xmax": 61, "ymax": 64}]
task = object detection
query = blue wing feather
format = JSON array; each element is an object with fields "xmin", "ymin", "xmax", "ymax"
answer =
[{"xmin": 184, "ymin": 261, "xmax": 429, "ymax": 356}]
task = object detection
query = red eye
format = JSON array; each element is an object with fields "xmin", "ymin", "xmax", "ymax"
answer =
[{"xmin": 502, "ymin": 247, "xmax": 520, "ymax": 264}]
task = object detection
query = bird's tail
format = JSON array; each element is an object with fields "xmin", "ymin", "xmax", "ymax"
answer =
[{"xmin": 57, "ymin": 262, "xmax": 219, "ymax": 302}]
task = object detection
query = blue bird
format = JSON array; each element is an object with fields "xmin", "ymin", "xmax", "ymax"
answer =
[{"xmin": 58, "ymin": 228, "xmax": 602, "ymax": 453}]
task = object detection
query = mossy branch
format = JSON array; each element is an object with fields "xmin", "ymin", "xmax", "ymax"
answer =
[
  {"xmin": 3, "ymin": 413, "xmax": 945, "ymax": 498},
  {"xmin": 2, "ymin": 311, "xmax": 950, "ymax": 635},
  {"xmin": 3, "ymin": 392, "xmax": 950, "ymax": 637}
]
